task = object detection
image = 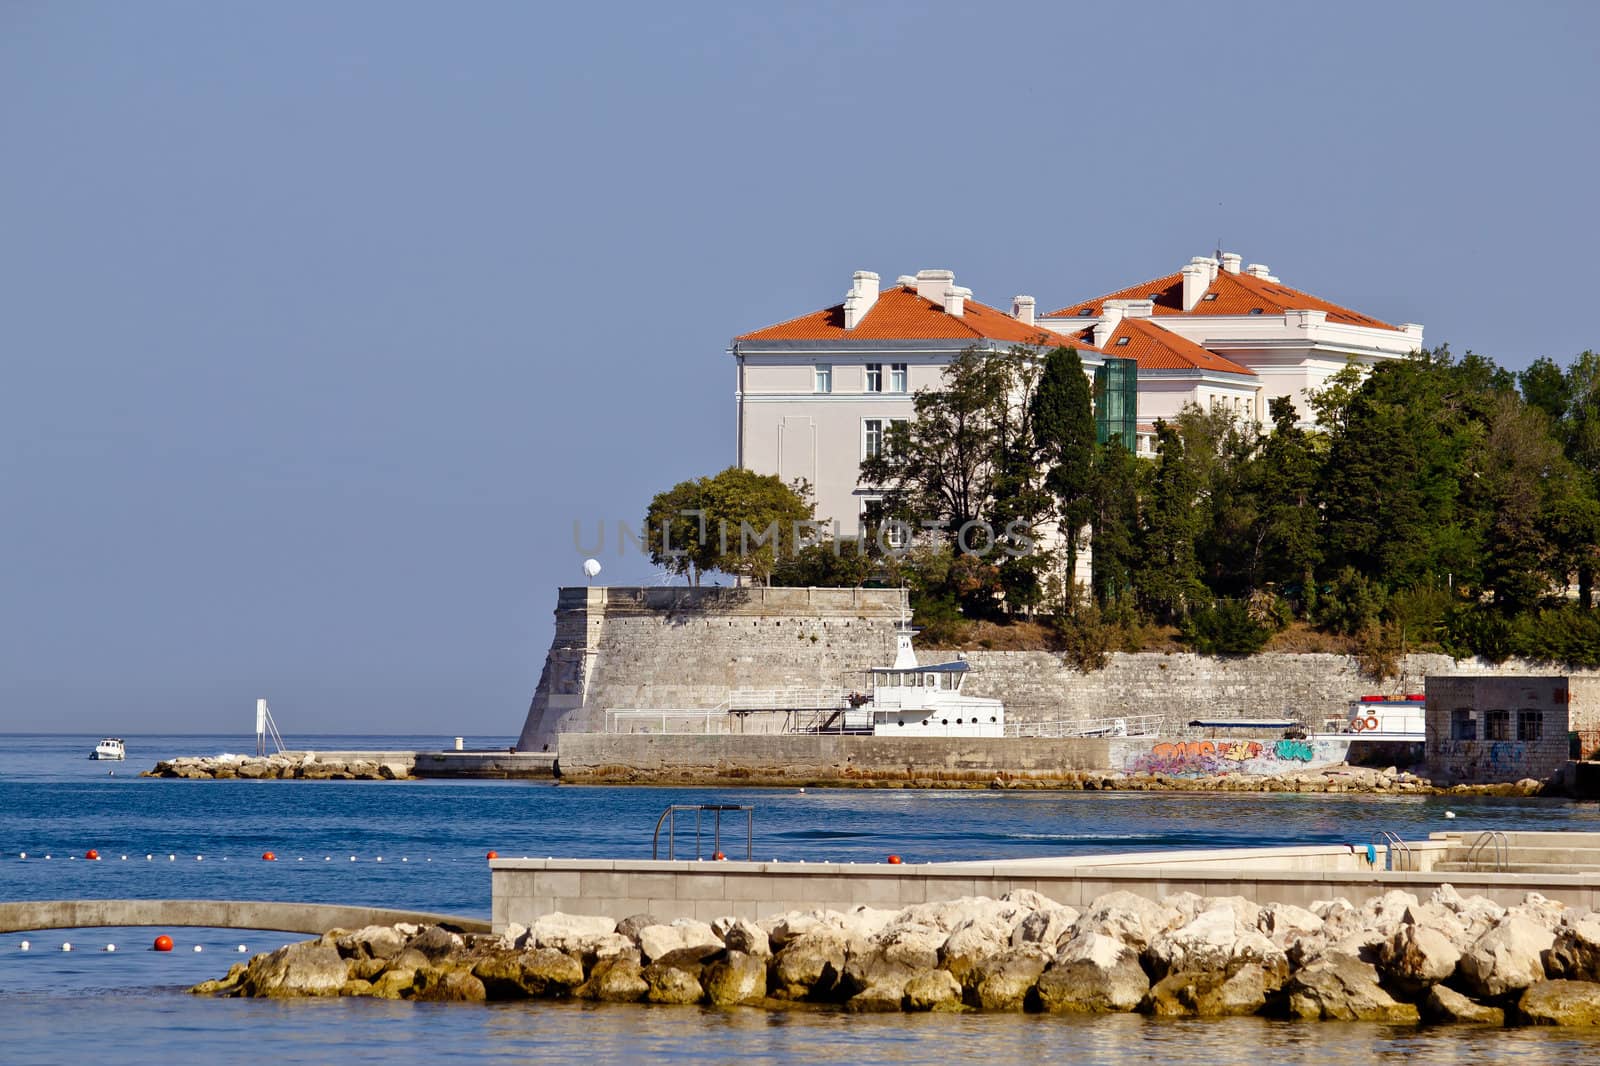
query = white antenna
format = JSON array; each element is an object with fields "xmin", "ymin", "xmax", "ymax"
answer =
[{"xmin": 256, "ymin": 698, "xmax": 286, "ymax": 756}]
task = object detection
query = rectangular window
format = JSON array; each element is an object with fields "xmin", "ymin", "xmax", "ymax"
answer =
[
  {"xmin": 1517, "ymin": 709, "xmax": 1543, "ymax": 742},
  {"xmin": 863, "ymin": 419, "xmax": 883, "ymax": 459},
  {"xmin": 1452, "ymin": 709, "xmax": 1476, "ymax": 741},
  {"xmin": 1485, "ymin": 709, "xmax": 1511, "ymax": 741},
  {"xmin": 814, "ymin": 365, "xmax": 832, "ymax": 393},
  {"xmin": 890, "ymin": 363, "xmax": 907, "ymax": 392},
  {"xmin": 865, "ymin": 364, "xmax": 882, "ymax": 392}
]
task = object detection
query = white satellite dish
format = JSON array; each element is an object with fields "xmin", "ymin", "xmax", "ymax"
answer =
[{"xmin": 583, "ymin": 558, "xmax": 602, "ymax": 579}]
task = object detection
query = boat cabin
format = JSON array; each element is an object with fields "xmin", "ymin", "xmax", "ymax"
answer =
[{"xmin": 862, "ymin": 625, "xmax": 1005, "ymax": 737}]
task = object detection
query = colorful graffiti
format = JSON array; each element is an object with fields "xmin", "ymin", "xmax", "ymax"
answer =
[
  {"xmin": 1123, "ymin": 737, "xmax": 1342, "ymax": 777},
  {"xmin": 1435, "ymin": 740, "xmax": 1532, "ymax": 781}
]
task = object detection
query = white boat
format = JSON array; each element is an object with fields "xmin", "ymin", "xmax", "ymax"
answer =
[
  {"xmin": 857, "ymin": 624, "xmax": 1005, "ymax": 737},
  {"xmin": 1316, "ymin": 695, "xmax": 1425, "ymax": 741},
  {"xmin": 89, "ymin": 737, "xmax": 125, "ymax": 761}
]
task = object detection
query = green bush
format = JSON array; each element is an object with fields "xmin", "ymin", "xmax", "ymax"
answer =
[{"xmin": 1181, "ymin": 599, "xmax": 1273, "ymax": 656}]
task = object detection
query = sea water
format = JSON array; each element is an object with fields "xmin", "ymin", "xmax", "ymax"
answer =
[{"xmin": 3, "ymin": 732, "xmax": 1599, "ymax": 1064}]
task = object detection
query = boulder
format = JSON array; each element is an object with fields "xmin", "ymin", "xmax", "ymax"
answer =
[
  {"xmin": 1142, "ymin": 966, "xmax": 1270, "ymax": 1018},
  {"xmin": 1545, "ymin": 912, "xmax": 1600, "ymax": 981},
  {"xmin": 771, "ymin": 927, "xmax": 851, "ymax": 1000},
  {"xmin": 240, "ymin": 940, "xmax": 349, "ymax": 998},
  {"xmin": 335, "ymin": 925, "xmax": 407, "ymax": 961},
  {"xmin": 472, "ymin": 948, "xmax": 585, "ymax": 999},
  {"xmin": 1281, "ymin": 955, "xmax": 1420, "ymax": 1023},
  {"xmin": 712, "ymin": 916, "xmax": 771, "ymax": 957},
  {"xmin": 615, "ymin": 913, "xmax": 659, "ymax": 943},
  {"xmin": 902, "ymin": 969, "xmax": 964, "ymax": 1012},
  {"xmin": 836, "ymin": 906, "xmax": 898, "ymax": 942},
  {"xmin": 368, "ymin": 968, "xmax": 420, "ymax": 999},
  {"xmin": 189, "ymin": 962, "xmax": 248, "ymax": 996},
  {"xmin": 1011, "ymin": 906, "xmax": 1080, "ymax": 952},
  {"xmin": 1073, "ymin": 891, "xmax": 1177, "ymax": 952},
  {"xmin": 412, "ymin": 966, "xmax": 487, "ymax": 1002},
  {"xmin": 704, "ymin": 951, "xmax": 769, "ymax": 1006},
  {"xmin": 1145, "ymin": 903, "xmax": 1287, "ymax": 985},
  {"xmin": 1257, "ymin": 902, "xmax": 1323, "ymax": 948},
  {"xmin": 1509, "ymin": 892, "xmax": 1568, "ymax": 933},
  {"xmin": 568, "ymin": 932, "xmax": 637, "ymax": 969},
  {"xmin": 642, "ymin": 960, "xmax": 705, "ymax": 1005},
  {"xmin": 530, "ymin": 912, "xmax": 618, "ymax": 954},
  {"xmin": 406, "ymin": 926, "xmax": 464, "ymax": 962},
  {"xmin": 1458, "ymin": 915, "xmax": 1557, "ymax": 999},
  {"xmin": 972, "ymin": 947, "xmax": 1050, "ymax": 1011},
  {"xmin": 1518, "ymin": 979, "xmax": 1600, "ymax": 1026},
  {"xmin": 941, "ymin": 914, "xmax": 1016, "ymax": 989},
  {"xmin": 1422, "ymin": 985, "xmax": 1505, "ymax": 1025},
  {"xmin": 1035, "ymin": 932, "xmax": 1148, "ymax": 1013},
  {"xmin": 637, "ymin": 920, "xmax": 722, "ymax": 964},
  {"xmin": 1378, "ymin": 921, "xmax": 1462, "ymax": 996},
  {"xmin": 576, "ymin": 953, "xmax": 649, "ymax": 1003}
]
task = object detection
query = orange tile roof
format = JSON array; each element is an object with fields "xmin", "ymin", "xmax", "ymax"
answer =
[
  {"xmin": 1043, "ymin": 266, "xmax": 1399, "ymax": 331},
  {"xmin": 737, "ymin": 285, "xmax": 1084, "ymax": 347},
  {"xmin": 1095, "ymin": 318, "xmax": 1255, "ymax": 376}
]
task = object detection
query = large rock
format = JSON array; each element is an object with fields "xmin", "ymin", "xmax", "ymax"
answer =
[
  {"xmin": 615, "ymin": 913, "xmax": 659, "ymax": 943},
  {"xmin": 240, "ymin": 940, "xmax": 349, "ymax": 998},
  {"xmin": 1378, "ymin": 921, "xmax": 1462, "ymax": 996},
  {"xmin": 643, "ymin": 959, "xmax": 705, "ymax": 1005},
  {"xmin": 704, "ymin": 951, "xmax": 769, "ymax": 1006},
  {"xmin": 972, "ymin": 947, "xmax": 1050, "ymax": 1011},
  {"xmin": 1142, "ymin": 965, "xmax": 1270, "ymax": 1018},
  {"xmin": 1458, "ymin": 915, "xmax": 1557, "ymax": 999},
  {"xmin": 335, "ymin": 925, "xmax": 407, "ymax": 961},
  {"xmin": 712, "ymin": 916, "xmax": 771, "ymax": 957},
  {"xmin": 902, "ymin": 969, "xmax": 964, "ymax": 1012},
  {"xmin": 1011, "ymin": 906, "xmax": 1080, "ymax": 952},
  {"xmin": 576, "ymin": 953, "xmax": 648, "ymax": 1003},
  {"xmin": 1257, "ymin": 903, "xmax": 1323, "ymax": 948},
  {"xmin": 407, "ymin": 926, "xmax": 464, "ymax": 962},
  {"xmin": 412, "ymin": 966, "xmax": 487, "ymax": 1002},
  {"xmin": 1145, "ymin": 903, "xmax": 1287, "ymax": 984},
  {"xmin": 1035, "ymin": 932, "xmax": 1148, "ymax": 1013},
  {"xmin": 530, "ymin": 912, "xmax": 618, "ymax": 954},
  {"xmin": 368, "ymin": 968, "xmax": 420, "ymax": 999},
  {"xmin": 637, "ymin": 920, "xmax": 722, "ymax": 964},
  {"xmin": 1545, "ymin": 912, "xmax": 1600, "ymax": 981},
  {"xmin": 771, "ymin": 928, "xmax": 851, "ymax": 1000},
  {"xmin": 842, "ymin": 926, "xmax": 941, "ymax": 1005},
  {"xmin": 1074, "ymin": 891, "xmax": 1177, "ymax": 952},
  {"xmin": 1518, "ymin": 979, "xmax": 1600, "ymax": 1026},
  {"xmin": 1282, "ymin": 955, "xmax": 1420, "ymax": 1022},
  {"xmin": 1422, "ymin": 985, "xmax": 1505, "ymax": 1025},
  {"xmin": 472, "ymin": 948, "xmax": 586, "ymax": 999},
  {"xmin": 190, "ymin": 962, "xmax": 248, "ymax": 996},
  {"xmin": 941, "ymin": 914, "xmax": 1017, "ymax": 989}
]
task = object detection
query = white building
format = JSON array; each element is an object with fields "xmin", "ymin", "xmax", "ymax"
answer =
[
  {"xmin": 730, "ymin": 268, "xmax": 1101, "ymax": 535},
  {"xmin": 1041, "ymin": 252, "xmax": 1424, "ymax": 427}
]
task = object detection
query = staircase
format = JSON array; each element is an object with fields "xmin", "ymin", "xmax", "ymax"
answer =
[{"xmin": 1431, "ymin": 831, "xmax": 1600, "ymax": 874}]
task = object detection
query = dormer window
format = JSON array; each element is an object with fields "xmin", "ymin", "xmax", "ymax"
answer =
[
  {"xmin": 1203, "ymin": 293, "xmax": 1219, "ymax": 301},
  {"xmin": 1115, "ymin": 337, "xmax": 1130, "ymax": 346},
  {"xmin": 1077, "ymin": 308, "xmax": 1094, "ymax": 317},
  {"xmin": 1248, "ymin": 308, "xmax": 1263, "ymax": 315}
]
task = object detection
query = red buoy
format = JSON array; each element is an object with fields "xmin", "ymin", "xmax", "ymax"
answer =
[
  {"xmin": 712, "ymin": 851, "xmax": 727, "ymax": 861},
  {"xmin": 887, "ymin": 855, "xmax": 903, "ymax": 864},
  {"xmin": 261, "ymin": 851, "xmax": 276, "ymax": 862},
  {"xmin": 153, "ymin": 935, "xmax": 174, "ymax": 952},
  {"xmin": 85, "ymin": 849, "xmax": 100, "ymax": 861},
  {"xmin": 485, "ymin": 850, "xmax": 498, "ymax": 860}
]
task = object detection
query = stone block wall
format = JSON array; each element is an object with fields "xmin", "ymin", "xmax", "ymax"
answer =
[{"xmin": 1426, "ymin": 675, "xmax": 1574, "ymax": 783}]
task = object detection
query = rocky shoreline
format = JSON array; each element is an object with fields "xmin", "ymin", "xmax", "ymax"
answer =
[
  {"xmin": 145, "ymin": 754, "xmax": 1552, "ymax": 796},
  {"xmin": 193, "ymin": 886, "xmax": 1600, "ymax": 1025}
]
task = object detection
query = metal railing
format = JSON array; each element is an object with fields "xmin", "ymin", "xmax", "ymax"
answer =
[
  {"xmin": 1464, "ymin": 830, "xmax": 1509, "ymax": 872},
  {"xmin": 1371, "ymin": 830, "xmax": 1415, "ymax": 871},
  {"xmin": 652, "ymin": 804, "xmax": 754, "ymax": 861},
  {"xmin": 605, "ymin": 709, "xmax": 732, "ymax": 735},
  {"xmin": 1006, "ymin": 714, "xmax": 1164, "ymax": 739}
]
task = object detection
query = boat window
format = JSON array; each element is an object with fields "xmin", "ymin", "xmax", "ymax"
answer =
[
  {"xmin": 925, "ymin": 674, "xmax": 936, "ymax": 687},
  {"xmin": 1451, "ymin": 708, "xmax": 1476, "ymax": 741},
  {"xmin": 1517, "ymin": 709, "xmax": 1543, "ymax": 742}
]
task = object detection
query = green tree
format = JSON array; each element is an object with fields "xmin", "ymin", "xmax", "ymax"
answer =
[
  {"xmin": 643, "ymin": 467, "xmax": 813, "ymax": 586},
  {"xmin": 1031, "ymin": 346, "xmax": 1097, "ymax": 610},
  {"xmin": 1250, "ymin": 396, "xmax": 1324, "ymax": 606},
  {"xmin": 1089, "ymin": 439, "xmax": 1142, "ymax": 610},
  {"xmin": 1135, "ymin": 419, "xmax": 1207, "ymax": 624},
  {"xmin": 644, "ymin": 477, "xmax": 711, "ymax": 584}
]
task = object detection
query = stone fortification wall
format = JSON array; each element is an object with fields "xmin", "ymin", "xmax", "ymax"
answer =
[
  {"xmin": 516, "ymin": 586, "xmax": 906, "ymax": 751},
  {"xmin": 515, "ymin": 586, "xmax": 1600, "ymax": 752}
]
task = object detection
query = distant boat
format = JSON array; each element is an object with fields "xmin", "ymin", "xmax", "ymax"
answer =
[{"xmin": 89, "ymin": 738, "xmax": 125, "ymax": 761}]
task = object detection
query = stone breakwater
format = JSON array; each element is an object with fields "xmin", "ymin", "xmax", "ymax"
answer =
[
  {"xmin": 143, "ymin": 752, "xmax": 413, "ymax": 781},
  {"xmin": 194, "ymin": 886, "xmax": 1600, "ymax": 1025}
]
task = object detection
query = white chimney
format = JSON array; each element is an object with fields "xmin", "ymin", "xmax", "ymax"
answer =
[
  {"xmin": 1111, "ymin": 298, "xmax": 1154, "ymax": 319},
  {"xmin": 945, "ymin": 285, "xmax": 971, "ymax": 318},
  {"xmin": 1190, "ymin": 256, "xmax": 1219, "ymax": 283},
  {"xmin": 1011, "ymin": 295, "xmax": 1036, "ymax": 325},
  {"xmin": 1246, "ymin": 263, "xmax": 1272, "ymax": 279},
  {"xmin": 1181, "ymin": 262, "xmax": 1209, "ymax": 311},
  {"xmin": 896, "ymin": 274, "xmax": 917, "ymax": 287},
  {"xmin": 1092, "ymin": 303, "xmax": 1127, "ymax": 348},
  {"xmin": 915, "ymin": 268, "xmax": 956, "ymax": 308},
  {"xmin": 1401, "ymin": 323, "xmax": 1425, "ymax": 343},
  {"xmin": 1220, "ymin": 252, "xmax": 1242, "ymax": 274},
  {"xmin": 842, "ymin": 270, "xmax": 880, "ymax": 330}
]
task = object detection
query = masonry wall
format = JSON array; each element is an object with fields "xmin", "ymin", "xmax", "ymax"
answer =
[
  {"xmin": 1426, "ymin": 675, "xmax": 1575, "ymax": 783},
  {"xmin": 514, "ymin": 586, "xmax": 1600, "ymax": 754}
]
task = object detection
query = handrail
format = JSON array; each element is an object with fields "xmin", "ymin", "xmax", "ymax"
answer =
[
  {"xmin": 1465, "ymin": 830, "xmax": 1509, "ymax": 872},
  {"xmin": 1005, "ymin": 714, "xmax": 1164, "ymax": 739},
  {"xmin": 651, "ymin": 804, "xmax": 754, "ymax": 861},
  {"xmin": 1371, "ymin": 830, "xmax": 1414, "ymax": 872}
]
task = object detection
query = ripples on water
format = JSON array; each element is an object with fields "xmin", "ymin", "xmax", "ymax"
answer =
[{"xmin": 4, "ymin": 733, "xmax": 1600, "ymax": 1063}]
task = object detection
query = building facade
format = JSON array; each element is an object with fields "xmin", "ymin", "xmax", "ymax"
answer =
[{"xmin": 1425, "ymin": 675, "xmax": 1600, "ymax": 783}]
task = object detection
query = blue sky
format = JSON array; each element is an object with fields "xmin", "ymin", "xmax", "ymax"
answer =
[{"xmin": 2, "ymin": 1, "xmax": 1595, "ymax": 735}]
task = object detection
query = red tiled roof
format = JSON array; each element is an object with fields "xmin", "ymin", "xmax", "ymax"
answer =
[
  {"xmin": 1095, "ymin": 318, "xmax": 1255, "ymax": 376},
  {"xmin": 1043, "ymin": 266, "xmax": 1399, "ymax": 331},
  {"xmin": 737, "ymin": 285, "xmax": 1082, "ymax": 347}
]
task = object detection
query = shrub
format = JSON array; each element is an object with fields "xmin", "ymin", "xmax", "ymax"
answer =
[{"xmin": 1181, "ymin": 599, "xmax": 1273, "ymax": 656}]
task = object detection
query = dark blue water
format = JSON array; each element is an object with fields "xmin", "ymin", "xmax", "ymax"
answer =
[{"xmin": 4, "ymin": 733, "xmax": 1598, "ymax": 1063}]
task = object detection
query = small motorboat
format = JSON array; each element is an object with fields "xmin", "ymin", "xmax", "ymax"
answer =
[{"xmin": 89, "ymin": 738, "xmax": 126, "ymax": 761}]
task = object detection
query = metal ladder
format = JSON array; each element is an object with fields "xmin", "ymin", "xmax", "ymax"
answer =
[
  {"xmin": 652, "ymin": 804, "xmax": 754, "ymax": 861},
  {"xmin": 1370, "ymin": 831, "xmax": 1415, "ymax": 872},
  {"xmin": 1464, "ymin": 830, "xmax": 1509, "ymax": 872}
]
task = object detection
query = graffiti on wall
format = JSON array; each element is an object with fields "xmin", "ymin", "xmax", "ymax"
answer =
[
  {"xmin": 1435, "ymin": 740, "xmax": 1532, "ymax": 781},
  {"xmin": 1123, "ymin": 737, "xmax": 1343, "ymax": 777}
]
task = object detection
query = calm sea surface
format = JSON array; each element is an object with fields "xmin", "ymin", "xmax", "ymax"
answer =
[{"xmin": 4, "ymin": 732, "xmax": 1599, "ymax": 1064}]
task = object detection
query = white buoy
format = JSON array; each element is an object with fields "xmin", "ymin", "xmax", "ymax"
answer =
[
  {"xmin": 196, "ymin": 855, "xmax": 203, "ymax": 862},
  {"xmin": 349, "ymin": 856, "xmax": 356, "ymax": 862},
  {"xmin": 168, "ymin": 854, "xmax": 175, "ymax": 861},
  {"xmin": 146, "ymin": 854, "xmax": 153, "ymax": 861},
  {"xmin": 120, "ymin": 855, "xmax": 127, "ymax": 861},
  {"xmin": 1445, "ymin": 811, "xmax": 1457, "ymax": 819},
  {"xmin": 193, "ymin": 945, "xmax": 203, "ymax": 953},
  {"xmin": 18, "ymin": 852, "xmax": 25, "ymax": 859},
  {"xmin": 236, "ymin": 944, "xmax": 248, "ymax": 953},
  {"xmin": 61, "ymin": 943, "xmax": 72, "ymax": 952},
  {"xmin": 20, "ymin": 940, "xmax": 29, "ymax": 951},
  {"xmin": 375, "ymin": 857, "xmax": 382, "ymax": 863},
  {"xmin": 104, "ymin": 944, "xmax": 116, "ymax": 953},
  {"xmin": 401, "ymin": 857, "xmax": 408, "ymax": 863},
  {"xmin": 44, "ymin": 855, "xmax": 51, "ymax": 860}
]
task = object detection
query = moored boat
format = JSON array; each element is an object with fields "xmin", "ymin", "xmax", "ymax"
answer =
[{"xmin": 89, "ymin": 737, "xmax": 125, "ymax": 761}]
